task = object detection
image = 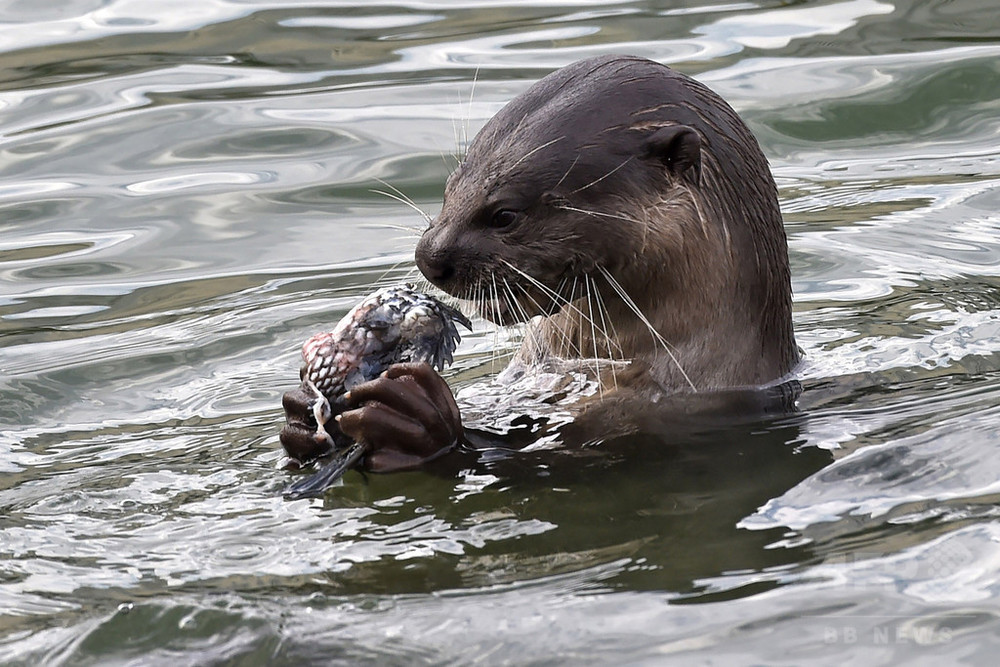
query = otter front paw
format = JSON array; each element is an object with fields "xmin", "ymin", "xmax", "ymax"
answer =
[
  {"xmin": 279, "ymin": 387, "xmax": 337, "ymax": 464},
  {"xmin": 338, "ymin": 362, "xmax": 462, "ymax": 472}
]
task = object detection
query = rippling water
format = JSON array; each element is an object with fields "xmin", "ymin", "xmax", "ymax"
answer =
[{"xmin": 3, "ymin": 0, "xmax": 1000, "ymax": 664}]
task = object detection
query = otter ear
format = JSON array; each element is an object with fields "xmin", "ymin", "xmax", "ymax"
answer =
[{"xmin": 644, "ymin": 125, "xmax": 701, "ymax": 183}]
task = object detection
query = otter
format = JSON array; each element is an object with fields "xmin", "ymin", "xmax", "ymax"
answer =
[{"xmin": 280, "ymin": 55, "xmax": 799, "ymax": 472}]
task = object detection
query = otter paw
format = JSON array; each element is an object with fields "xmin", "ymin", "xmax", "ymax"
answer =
[
  {"xmin": 279, "ymin": 387, "xmax": 336, "ymax": 463},
  {"xmin": 338, "ymin": 362, "xmax": 462, "ymax": 472}
]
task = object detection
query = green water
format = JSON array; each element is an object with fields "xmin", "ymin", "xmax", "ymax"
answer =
[{"xmin": 3, "ymin": 0, "xmax": 1000, "ymax": 663}]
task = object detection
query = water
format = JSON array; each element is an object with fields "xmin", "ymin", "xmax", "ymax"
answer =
[{"xmin": 2, "ymin": 0, "xmax": 1000, "ymax": 663}]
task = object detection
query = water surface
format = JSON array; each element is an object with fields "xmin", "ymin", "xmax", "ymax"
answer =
[{"xmin": 3, "ymin": 0, "xmax": 1000, "ymax": 664}]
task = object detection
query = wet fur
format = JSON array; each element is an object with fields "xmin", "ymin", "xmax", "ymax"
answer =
[{"xmin": 416, "ymin": 55, "xmax": 798, "ymax": 395}]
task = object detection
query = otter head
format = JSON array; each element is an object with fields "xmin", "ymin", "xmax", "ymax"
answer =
[{"xmin": 416, "ymin": 55, "xmax": 797, "ymax": 387}]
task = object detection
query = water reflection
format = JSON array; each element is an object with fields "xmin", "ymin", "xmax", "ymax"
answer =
[{"xmin": 467, "ymin": 416, "xmax": 832, "ymax": 595}]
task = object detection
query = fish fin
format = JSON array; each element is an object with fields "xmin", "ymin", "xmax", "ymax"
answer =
[{"xmin": 284, "ymin": 442, "xmax": 368, "ymax": 499}]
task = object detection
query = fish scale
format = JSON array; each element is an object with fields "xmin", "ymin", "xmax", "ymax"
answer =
[
  {"xmin": 300, "ymin": 284, "xmax": 470, "ymax": 407},
  {"xmin": 285, "ymin": 284, "xmax": 471, "ymax": 498}
]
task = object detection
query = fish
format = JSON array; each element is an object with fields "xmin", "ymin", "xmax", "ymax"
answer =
[{"xmin": 285, "ymin": 284, "xmax": 471, "ymax": 498}]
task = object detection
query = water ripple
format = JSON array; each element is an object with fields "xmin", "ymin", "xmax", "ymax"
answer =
[{"xmin": 4, "ymin": 0, "xmax": 1000, "ymax": 664}]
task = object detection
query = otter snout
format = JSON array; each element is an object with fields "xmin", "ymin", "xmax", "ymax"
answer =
[{"xmin": 415, "ymin": 227, "xmax": 457, "ymax": 292}]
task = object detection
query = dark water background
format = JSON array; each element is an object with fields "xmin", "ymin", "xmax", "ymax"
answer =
[{"xmin": 3, "ymin": 0, "xmax": 1000, "ymax": 663}]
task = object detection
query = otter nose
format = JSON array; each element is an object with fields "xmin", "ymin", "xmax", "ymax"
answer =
[
  {"xmin": 415, "ymin": 233, "xmax": 456, "ymax": 289},
  {"xmin": 416, "ymin": 250, "xmax": 455, "ymax": 287}
]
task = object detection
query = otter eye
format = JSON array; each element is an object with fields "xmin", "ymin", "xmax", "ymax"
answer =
[{"xmin": 489, "ymin": 209, "xmax": 519, "ymax": 228}]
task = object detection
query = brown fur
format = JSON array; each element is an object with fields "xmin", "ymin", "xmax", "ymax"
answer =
[{"xmin": 415, "ymin": 55, "xmax": 798, "ymax": 395}]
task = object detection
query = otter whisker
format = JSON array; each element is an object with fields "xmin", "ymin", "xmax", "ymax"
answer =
[
  {"xmin": 508, "ymin": 278, "xmax": 552, "ymax": 362},
  {"xmin": 542, "ymin": 276, "xmax": 576, "ymax": 360},
  {"xmin": 553, "ymin": 277, "xmax": 576, "ymax": 358},
  {"xmin": 500, "ymin": 273, "xmax": 572, "ymax": 360},
  {"xmin": 554, "ymin": 276, "xmax": 568, "ymax": 309},
  {"xmin": 583, "ymin": 274, "xmax": 604, "ymax": 397},
  {"xmin": 481, "ymin": 274, "xmax": 496, "ymax": 372},
  {"xmin": 511, "ymin": 281, "xmax": 534, "ymax": 326},
  {"xmin": 498, "ymin": 259, "xmax": 609, "ymax": 349},
  {"xmin": 554, "ymin": 153, "xmax": 581, "ymax": 191},
  {"xmin": 552, "ymin": 276, "xmax": 573, "ymax": 358},
  {"xmin": 394, "ymin": 261, "xmax": 435, "ymax": 296},
  {"xmin": 365, "ymin": 223, "xmax": 424, "ymax": 237},
  {"xmin": 492, "ymin": 276, "xmax": 524, "ymax": 370},
  {"xmin": 385, "ymin": 235, "xmax": 426, "ymax": 250},
  {"xmin": 570, "ymin": 156, "xmax": 633, "ymax": 195},
  {"xmin": 492, "ymin": 261, "xmax": 623, "ymax": 387},
  {"xmin": 490, "ymin": 274, "xmax": 502, "ymax": 372},
  {"xmin": 497, "ymin": 261, "xmax": 576, "ymax": 355},
  {"xmin": 417, "ymin": 272, "xmax": 436, "ymax": 296},
  {"xmin": 587, "ymin": 273, "xmax": 624, "ymax": 357},
  {"xmin": 505, "ymin": 136, "xmax": 565, "ymax": 175},
  {"xmin": 452, "ymin": 115, "xmax": 463, "ymax": 161},
  {"xmin": 502, "ymin": 277, "xmax": 531, "ymax": 328},
  {"xmin": 499, "ymin": 260, "xmax": 584, "ymax": 322},
  {"xmin": 464, "ymin": 66, "xmax": 481, "ymax": 151},
  {"xmin": 592, "ymin": 276, "xmax": 618, "ymax": 391},
  {"xmin": 480, "ymin": 275, "xmax": 491, "ymax": 368},
  {"xmin": 440, "ymin": 148, "xmax": 459, "ymax": 172},
  {"xmin": 372, "ymin": 260, "xmax": 419, "ymax": 291},
  {"xmin": 508, "ymin": 282, "xmax": 540, "ymax": 348},
  {"xmin": 556, "ymin": 205, "xmax": 641, "ymax": 224},
  {"xmin": 370, "ymin": 185, "xmax": 433, "ymax": 224},
  {"xmin": 498, "ymin": 260, "xmax": 621, "ymax": 363},
  {"xmin": 570, "ymin": 275, "xmax": 581, "ymax": 358},
  {"xmin": 498, "ymin": 277, "xmax": 526, "ymax": 339},
  {"xmin": 597, "ymin": 265, "xmax": 696, "ymax": 392},
  {"xmin": 373, "ymin": 178, "xmax": 425, "ymax": 211},
  {"xmin": 589, "ymin": 273, "xmax": 623, "ymax": 392},
  {"xmin": 589, "ymin": 275, "xmax": 619, "ymax": 387}
]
